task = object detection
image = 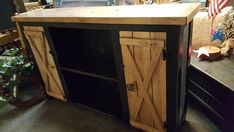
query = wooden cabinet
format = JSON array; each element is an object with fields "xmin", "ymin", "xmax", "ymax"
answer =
[
  {"xmin": 120, "ymin": 31, "xmax": 166, "ymax": 132},
  {"xmin": 12, "ymin": 4, "xmax": 201, "ymax": 131},
  {"xmin": 23, "ymin": 26, "xmax": 66, "ymax": 101}
]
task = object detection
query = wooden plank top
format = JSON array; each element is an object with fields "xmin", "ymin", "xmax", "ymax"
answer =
[
  {"xmin": 12, "ymin": 3, "xmax": 200, "ymax": 25},
  {"xmin": 191, "ymin": 53, "xmax": 234, "ymax": 91}
]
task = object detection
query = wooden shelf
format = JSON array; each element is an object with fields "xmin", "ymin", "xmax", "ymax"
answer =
[{"xmin": 61, "ymin": 67, "xmax": 118, "ymax": 82}]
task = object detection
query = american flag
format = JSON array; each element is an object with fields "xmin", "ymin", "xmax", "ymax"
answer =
[{"xmin": 208, "ymin": 0, "xmax": 230, "ymax": 19}]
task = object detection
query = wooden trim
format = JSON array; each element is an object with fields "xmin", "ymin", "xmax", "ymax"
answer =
[
  {"xmin": 120, "ymin": 38, "xmax": 164, "ymax": 47},
  {"xmin": 130, "ymin": 120, "xmax": 161, "ymax": 132},
  {"xmin": 24, "ymin": 26, "xmax": 44, "ymax": 32},
  {"xmin": 16, "ymin": 23, "xmax": 26, "ymax": 49},
  {"xmin": 46, "ymin": 91, "xmax": 65, "ymax": 101},
  {"xmin": 12, "ymin": 17, "xmax": 187, "ymax": 25},
  {"xmin": 12, "ymin": 4, "xmax": 201, "ymax": 26}
]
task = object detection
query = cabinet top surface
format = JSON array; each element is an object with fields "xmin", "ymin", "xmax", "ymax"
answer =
[
  {"xmin": 191, "ymin": 53, "xmax": 234, "ymax": 91},
  {"xmin": 12, "ymin": 3, "xmax": 200, "ymax": 25}
]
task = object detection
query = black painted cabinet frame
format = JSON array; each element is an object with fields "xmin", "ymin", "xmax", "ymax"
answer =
[{"xmin": 18, "ymin": 22, "xmax": 193, "ymax": 132}]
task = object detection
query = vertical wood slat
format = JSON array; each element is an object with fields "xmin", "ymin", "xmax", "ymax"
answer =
[
  {"xmin": 135, "ymin": 43, "xmax": 154, "ymax": 127},
  {"xmin": 45, "ymin": 37, "xmax": 65, "ymax": 96},
  {"xmin": 152, "ymin": 50, "xmax": 166, "ymax": 124},
  {"xmin": 120, "ymin": 31, "xmax": 166, "ymax": 132},
  {"xmin": 121, "ymin": 45, "xmax": 137, "ymax": 120},
  {"xmin": 24, "ymin": 26, "xmax": 66, "ymax": 101},
  {"xmin": 16, "ymin": 22, "xmax": 26, "ymax": 49},
  {"xmin": 151, "ymin": 32, "xmax": 167, "ymax": 124}
]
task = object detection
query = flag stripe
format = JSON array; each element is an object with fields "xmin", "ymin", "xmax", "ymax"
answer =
[{"xmin": 208, "ymin": 0, "xmax": 230, "ymax": 19}]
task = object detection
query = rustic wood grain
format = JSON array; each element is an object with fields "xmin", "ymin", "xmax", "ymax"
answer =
[
  {"xmin": 12, "ymin": 3, "xmax": 200, "ymax": 25},
  {"xmin": 120, "ymin": 31, "xmax": 166, "ymax": 132},
  {"xmin": 134, "ymin": 41, "xmax": 154, "ymax": 127},
  {"xmin": 120, "ymin": 38, "xmax": 164, "ymax": 47},
  {"xmin": 24, "ymin": 27, "xmax": 66, "ymax": 101},
  {"xmin": 150, "ymin": 31, "xmax": 166, "ymax": 126},
  {"xmin": 121, "ymin": 45, "xmax": 137, "ymax": 120},
  {"xmin": 16, "ymin": 22, "xmax": 27, "ymax": 49},
  {"xmin": 130, "ymin": 120, "xmax": 160, "ymax": 132}
]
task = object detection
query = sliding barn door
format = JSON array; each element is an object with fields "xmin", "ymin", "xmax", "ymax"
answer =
[
  {"xmin": 24, "ymin": 26, "xmax": 66, "ymax": 101},
  {"xmin": 120, "ymin": 31, "xmax": 166, "ymax": 132}
]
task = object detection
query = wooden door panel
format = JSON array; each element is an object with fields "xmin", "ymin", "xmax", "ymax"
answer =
[
  {"xmin": 24, "ymin": 31, "xmax": 47, "ymax": 83},
  {"xmin": 45, "ymin": 39, "xmax": 65, "ymax": 98},
  {"xmin": 135, "ymin": 46, "xmax": 154, "ymax": 127},
  {"xmin": 24, "ymin": 26, "xmax": 66, "ymax": 101},
  {"xmin": 120, "ymin": 31, "xmax": 166, "ymax": 132},
  {"xmin": 152, "ymin": 51, "xmax": 166, "ymax": 124},
  {"xmin": 121, "ymin": 45, "xmax": 137, "ymax": 120}
]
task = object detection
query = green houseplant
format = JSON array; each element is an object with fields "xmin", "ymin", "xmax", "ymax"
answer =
[{"xmin": 0, "ymin": 48, "xmax": 33, "ymax": 102}]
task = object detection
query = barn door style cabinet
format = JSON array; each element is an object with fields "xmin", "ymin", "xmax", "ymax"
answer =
[
  {"xmin": 23, "ymin": 26, "xmax": 66, "ymax": 101},
  {"xmin": 120, "ymin": 31, "xmax": 166, "ymax": 131},
  {"xmin": 13, "ymin": 3, "xmax": 200, "ymax": 132}
]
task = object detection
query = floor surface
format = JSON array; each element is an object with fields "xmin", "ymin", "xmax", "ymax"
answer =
[{"xmin": 0, "ymin": 99, "xmax": 220, "ymax": 132}]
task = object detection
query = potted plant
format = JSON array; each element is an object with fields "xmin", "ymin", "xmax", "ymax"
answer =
[
  {"xmin": 0, "ymin": 47, "xmax": 45, "ymax": 107},
  {"xmin": 0, "ymin": 48, "xmax": 33, "ymax": 102}
]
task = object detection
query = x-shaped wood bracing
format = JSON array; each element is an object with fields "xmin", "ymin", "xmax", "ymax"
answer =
[
  {"xmin": 24, "ymin": 31, "xmax": 64, "ymax": 98},
  {"xmin": 123, "ymin": 45, "xmax": 164, "ymax": 131}
]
